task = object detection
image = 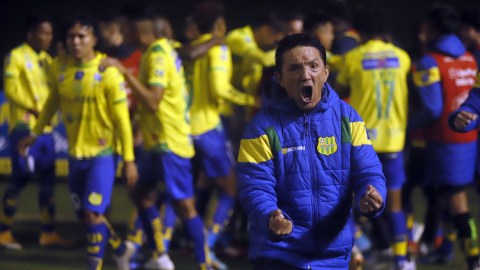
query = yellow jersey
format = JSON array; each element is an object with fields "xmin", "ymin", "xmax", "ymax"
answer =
[
  {"xmin": 4, "ymin": 43, "xmax": 52, "ymax": 133},
  {"xmin": 32, "ymin": 53, "xmax": 134, "ymax": 161},
  {"xmin": 337, "ymin": 40, "xmax": 411, "ymax": 152},
  {"xmin": 137, "ymin": 39, "xmax": 194, "ymax": 158},
  {"xmin": 223, "ymin": 26, "xmax": 275, "ymax": 116},
  {"xmin": 184, "ymin": 34, "xmax": 255, "ymax": 136},
  {"xmin": 326, "ymin": 51, "xmax": 342, "ymax": 73}
]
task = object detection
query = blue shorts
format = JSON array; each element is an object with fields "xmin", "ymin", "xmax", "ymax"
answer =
[
  {"xmin": 9, "ymin": 129, "xmax": 55, "ymax": 180},
  {"xmin": 193, "ymin": 128, "xmax": 233, "ymax": 178},
  {"xmin": 377, "ymin": 151, "xmax": 405, "ymax": 190},
  {"xmin": 425, "ymin": 140, "xmax": 476, "ymax": 187},
  {"xmin": 68, "ymin": 156, "xmax": 115, "ymax": 218},
  {"xmin": 138, "ymin": 151, "xmax": 194, "ymax": 200}
]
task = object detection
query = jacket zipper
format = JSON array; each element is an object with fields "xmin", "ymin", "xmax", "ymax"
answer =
[{"xmin": 305, "ymin": 116, "xmax": 317, "ymax": 231}]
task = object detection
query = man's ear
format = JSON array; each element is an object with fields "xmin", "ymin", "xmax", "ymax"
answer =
[
  {"xmin": 275, "ymin": 71, "xmax": 284, "ymax": 87},
  {"xmin": 324, "ymin": 64, "xmax": 330, "ymax": 83}
]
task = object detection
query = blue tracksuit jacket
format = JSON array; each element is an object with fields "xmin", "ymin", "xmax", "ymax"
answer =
[{"xmin": 237, "ymin": 79, "xmax": 387, "ymax": 269}]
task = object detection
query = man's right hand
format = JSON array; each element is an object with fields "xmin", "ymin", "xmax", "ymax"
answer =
[
  {"xmin": 269, "ymin": 209, "xmax": 292, "ymax": 236},
  {"xmin": 18, "ymin": 135, "xmax": 37, "ymax": 157},
  {"xmin": 454, "ymin": 110, "xmax": 478, "ymax": 131}
]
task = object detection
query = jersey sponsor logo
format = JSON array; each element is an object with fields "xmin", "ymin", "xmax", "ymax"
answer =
[
  {"xmin": 154, "ymin": 69, "xmax": 164, "ymax": 77},
  {"xmin": 362, "ymin": 57, "xmax": 399, "ymax": 70},
  {"xmin": 74, "ymin": 71, "xmax": 84, "ymax": 80},
  {"xmin": 88, "ymin": 192, "xmax": 103, "ymax": 206},
  {"xmin": 119, "ymin": 82, "xmax": 126, "ymax": 92},
  {"xmin": 98, "ymin": 139, "xmax": 106, "ymax": 146},
  {"xmin": 26, "ymin": 61, "xmax": 33, "ymax": 70},
  {"xmin": 448, "ymin": 67, "xmax": 477, "ymax": 87},
  {"xmin": 452, "ymin": 90, "xmax": 470, "ymax": 111},
  {"xmin": 94, "ymin": 73, "xmax": 102, "ymax": 81},
  {"xmin": 281, "ymin": 145, "xmax": 306, "ymax": 154},
  {"xmin": 175, "ymin": 56, "xmax": 182, "ymax": 72},
  {"xmin": 58, "ymin": 74, "xmax": 65, "ymax": 82},
  {"xmin": 317, "ymin": 136, "xmax": 337, "ymax": 156}
]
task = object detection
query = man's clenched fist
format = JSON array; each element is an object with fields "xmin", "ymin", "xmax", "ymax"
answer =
[
  {"xmin": 359, "ymin": 185, "xmax": 383, "ymax": 215},
  {"xmin": 269, "ymin": 209, "xmax": 292, "ymax": 236},
  {"xmin": 453, "ymin": 110, "xmax": 478, "ymax": 131}
]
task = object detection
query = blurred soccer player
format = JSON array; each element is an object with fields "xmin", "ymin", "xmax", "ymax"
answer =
[
  {"xmin": 336, "ymin": 8, "xmax": 412, "ymax": 270},
  {"xmin": 408, "ymin": 4, "xmax": 480, "ymax": 270},
  {"xmin": 321, "ymin": 0, "xmax": 359, "ymax": 55},
  {"xmin": 18, "ymin": 13, "xmax": 138, "ymax": 270},
  {"xmin": 186, "ymin": 2, "xmax": 260, "ymax": 269},
  {"xmin": 0, "ymin": 13, "xmax": 74, "ymax": 250},
  {"xmin": 285, "ymin": 12, "xmax": 304, "ymax": 35},
  {"xmin": 101, "ymin": 3, "xmax": 211, "ymax": 269},
  {"xmin": 460, "ymin": 7, "xmax": 480, "ymax": 66}
]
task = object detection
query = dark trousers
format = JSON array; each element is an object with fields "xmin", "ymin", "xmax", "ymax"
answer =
[{"xmin": 253, "ymin": 257, "xmax": 303, "ymax": 270}]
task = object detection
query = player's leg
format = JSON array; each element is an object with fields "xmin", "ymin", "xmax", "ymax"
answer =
[
  {"xmin": 159, "ymin": 198, "xmax": 176, "ymax": 252},
  {"xmin": 35, "ymin": 133, "xmax": 75, "ymax": 246},
  {"xmin": 162, "ymin": 152, "xmax": 211, "ymax": 270},
  {"xmin": 0, "ymin": 130, "xmax": 33, "ymax": 249},
  {"xmin": 379, "ymin": 152, "xmax": 412, "ymax": 270},
  {"xmin": 129, "ymin": 151, "xmax": 172, "ymax": 269}
]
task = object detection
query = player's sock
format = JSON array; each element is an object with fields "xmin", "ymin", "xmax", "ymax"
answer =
[
  {"xmin": 406, "ymin": 213, "xmax": 414, "ymax": 242},
  {"xmin": 104, "ymin": 218, "xmax": 127, "ymax": 256},
  {"xmin": 452, "ymin": 213, "xmax": 480, "ymax": 266},
  {"xmin": 0, "ymin": 187, "xmax": 20, "ymax": 232},
  {"xmin": 208, "ymin": 193, "xmax": 234, "ymax": 249},
  {"xmin": 389, "ymin": 211, "xmax": 407, "ymax": 266},
  {"xmin": 86, "ymin": 223, "xmax": 108, "ymax": 270},
  {"xmin": 139, "ymin": 206, "xmax": 165, "ymax": 255},
  {"xmin": 161, "ymin": 202, "xmax": 176, "ymax": 252},
  {"xmin": 127, "ymin": 210, "xmax": 144, "ymax": 247},
  {"xmin": 39, "ymin": 188, "xmax": 55, "ymax": 233},
  {"xmin": 195, "ymin": 188, "xmax": 212, "ymax": 219},
  {"xmin": 183, "ymin": 215, "xmax": 209, "ymax": 265}
]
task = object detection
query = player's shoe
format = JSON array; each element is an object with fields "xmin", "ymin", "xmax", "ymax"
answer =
[
  {"xmin": 209, "ymin": 251, "xmax": 228, "ymax": 270},
  {"xmin": 144, "ymin": 253, "xmax": 175, "ymax": 270},
  {"xmin": 113, "ymin": 240, "xmax": 136, "ymax": 270},
  {"xmin": 389, "ymin": 258, "xmax": 416, "ymax": 270},
  {"xmin": 419, "ymin": 249, "xmax": 454, "ymax": 265},
  {"xmin": 39, "ymin": 231, "xmax": 76, "ymax": 247},
  {"xmin": 349, "ymin": 245, "xmax": 364, "ymax": 270},
  {"xmin": 0, "ymin": 231, "xmax": 22, "ymax": 250}
]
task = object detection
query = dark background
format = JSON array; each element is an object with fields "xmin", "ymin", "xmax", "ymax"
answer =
[{"xmin": 0, "ymin": 0, "xmax": 478, "ymax": 61}]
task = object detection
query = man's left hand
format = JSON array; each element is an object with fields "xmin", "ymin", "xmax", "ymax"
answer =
[
  {"xmin": 359, "ymin": 185, "xmax": 383, "ymax": 215},
  {"xmin": 99, "ymin": 57, "xmax": 127, "ymax": 74}
]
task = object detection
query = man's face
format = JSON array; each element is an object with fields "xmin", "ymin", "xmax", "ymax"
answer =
[
  {"xmin": 28, "ymin": 22, "xmax": 53, "ymax": 51},
  {"xmin": 276, "ymin": 46, "xmax": 329, "ymax": 113},
  {"xmin": 287, "ymin": 19, "xmax": 303, "ymax": 35},
  {"xmin": 257, "ymin": 25, "xmax": 285, "ymax": 51},
  {"xmin": 66, "ymin": 23, "xmax": 97, "ymax": 61},
  {"xmin": 460, "ymin": 24, "xmax": 479, "ymax": 50},
  {"xmin": 315, "ymin": 22, "xmax": 334, "ymax": 51}
]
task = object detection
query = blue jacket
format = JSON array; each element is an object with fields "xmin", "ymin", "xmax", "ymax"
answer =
[{"xmin": 237, "ymin": 79, "xmax": 387, "ymax": 269}]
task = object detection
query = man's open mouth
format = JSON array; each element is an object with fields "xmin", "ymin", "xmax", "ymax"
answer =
[{"xmin": 302, "ymin": 86, "xmax": 313, "ymax": 102}]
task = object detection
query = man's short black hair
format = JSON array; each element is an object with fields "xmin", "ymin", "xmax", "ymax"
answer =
[
  {"xmin": 354, "ymin": 7, "xmax": 390, "ymax": 36},
  {"xmin": 303, "ymin": 13, "xmax": 332, "ymax": 35},
  {"xmin": 429, "ymin": 3, "xmax": 460, "ymax": 34},
  {"xmin": 252, "ymin": 11, "xmax": 287, "ymax": 33},
  {"xmin": 26, "ymin": 13, "xmax": 51, "ymax": 33},
  {"xmin": 193, "ymin": 1, "xmax": 225, "ymax": 34},
  {"xmin": 121, "ymin": 1, "xmax": 155, "ymax": 21},
  {"xmin": 275, "ymin": 33, "xmax": 327, "ymax": 73},
  {"xmin": 61, "ymin": 12, "xmax": 99, "ymax": 42},
  {"xmin": 461, "ymin": 6, "xmax": 480, "ymax": 31}
]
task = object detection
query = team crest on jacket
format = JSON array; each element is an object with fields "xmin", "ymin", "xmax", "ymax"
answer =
[{"xmin": 317, "ymin": 136, "xmax": 337, "ymax": 156}]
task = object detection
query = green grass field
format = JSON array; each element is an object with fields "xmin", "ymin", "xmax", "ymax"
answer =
[{"xmin": 0, "ymin": 180, "xmax": 478, "ymax": 270}]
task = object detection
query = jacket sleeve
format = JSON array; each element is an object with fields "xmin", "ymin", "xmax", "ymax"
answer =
[
  {"xmin": 408, "ymin": 55, "xmax": 443, "ymax": 131},
  {"xmin": 237, "ymin": 120, "xmax": 292, "ymax": 242},
  {"xmin": 448, "ymin": 73, "xmax": 480, "ymax": 132},
  {"xmin": 348, "ymin": 108, "xmax": 387, "ymax": 217}
]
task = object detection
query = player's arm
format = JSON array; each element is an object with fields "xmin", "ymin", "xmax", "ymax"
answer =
[
  {"xmin": 209, "ymin": 47, "xmax": 256, "ymax": 107},
  {"xmin": 407, "ymin": 56, "xmax": 443, "ymax": 131},
  {"xmin": 3, "ymin": 52, "xmax": 36, "ymax": 114},
  {"xmin": 177, "ymin": 38, "xmax": 225, "ymax": 61},
  {"xmin": 105, "ymin": 68, "xmax": 138, "ymax": 186},
  {"xmin": 100, "ymin": 58, "xmax": 164, "ymax": 113},
  {"xmin": 226, "ymin": 33, "xmax": 275, "ymax": 67},
  {"xmin": 246, "ymin": 48, "xmax": 276, "ymax": 67},
  {"xmin": 348, "ymin": 110, "xmax": 386, "ymax": 217},
  {"xmin": 237, "ymin": 121, "xmax": 293, "ymax": 240},
  {"xmin": 448, "ymin": 75, "xmax": 480, "ymax": 132}
]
